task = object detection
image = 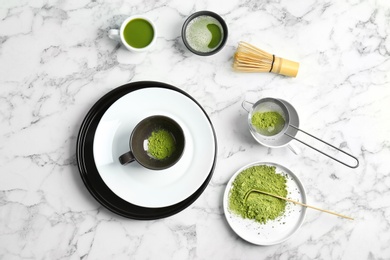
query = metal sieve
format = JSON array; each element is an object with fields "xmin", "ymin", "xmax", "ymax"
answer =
[{"xmin": 243, "ymin": 97, "xmax": 359, "ymax": 169}]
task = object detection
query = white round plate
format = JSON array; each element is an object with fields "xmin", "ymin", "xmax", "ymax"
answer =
[
  {"xmin": 223, "ymin": 162, "xmax": 306, "ymax": 246},
  {"xmin": 93, "ymin": 87, "xmax": 216, "ymax": 208}
]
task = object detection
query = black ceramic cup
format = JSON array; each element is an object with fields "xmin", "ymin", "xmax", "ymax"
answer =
[
  {"xmin": 119, "ymin": 115, "xmax": 185, "ymax": 170},
  {"xmin": 181, "ymin": 10, "xmax": 228, "ymax": 56}
]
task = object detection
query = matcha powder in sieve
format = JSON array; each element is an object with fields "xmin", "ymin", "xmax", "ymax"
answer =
[
  {"xmin": 251, "ymin": 111, "xmax": 285, "ymax": 136},
  {"xmin": 228, "ymin": 165, "xmax": 288, "ymax": 224}
]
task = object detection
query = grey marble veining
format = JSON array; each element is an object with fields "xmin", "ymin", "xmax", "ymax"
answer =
[{"xmin": 1, "ymin": 0, "xmax": 390, "ymax": 259}]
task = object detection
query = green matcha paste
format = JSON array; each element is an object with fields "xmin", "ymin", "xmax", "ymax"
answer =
[
  {"xmin": 228, "ymin": 165, "xmax": 288, "ymax": 224},
  {"xmin": 251, "ymin": 111, "xmax": 285, "ymax": 136},
  {"xmin": 147, "ymin": 129, "xmax": 176, "ymax": 160}
]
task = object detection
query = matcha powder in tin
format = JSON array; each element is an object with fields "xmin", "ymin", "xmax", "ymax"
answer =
[{"xmin": 228, "ymin": 165, "xmax": 288, "ymax": 224}]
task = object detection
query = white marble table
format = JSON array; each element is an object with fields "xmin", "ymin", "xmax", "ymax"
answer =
[{"xmin": 1, "ymin": 0, "xmax": 389, "ymax": 259}]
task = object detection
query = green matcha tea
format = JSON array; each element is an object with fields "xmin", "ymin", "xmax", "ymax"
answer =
[
  {"xmin": 147, "ymin": 129, "xmax": 176, "ymax": 160},
  {"xmin": 229, "ymin": 165, "xmax": 288, "ymax": 224},
  {"xmin": 123, "ymin": 18, "xmax": 154, "ymax": 48},
  {"xmin": 185, "ymin": 15, "xmax": 223, "ymax": 53},
  {"xmin": 206, "ymin": 24, "xmax": 222, "ymax": 48}
]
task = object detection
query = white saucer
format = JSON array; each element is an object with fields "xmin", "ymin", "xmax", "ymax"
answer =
[
  {"xmin": 223, "ymin": 162, "xmax": 306, "ymax": 245},
  {"xmin": 93, "ymin": 87, "xmax": 216, "ymax": 208}
]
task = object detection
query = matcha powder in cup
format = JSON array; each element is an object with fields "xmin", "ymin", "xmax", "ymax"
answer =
[
  {"xmin": 228, "ymin": 165, "xmax": 288, "ymax": 224},
  {"xmin": 147, "ymin": 129, "xmax": 176, "ymax": 160}
]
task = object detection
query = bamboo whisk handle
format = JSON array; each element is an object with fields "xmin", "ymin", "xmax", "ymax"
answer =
[{"xmin": 271, "ymin": 56, "xmax": 300, "ymax": 77}]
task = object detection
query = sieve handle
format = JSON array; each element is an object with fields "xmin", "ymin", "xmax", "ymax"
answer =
[
  {"xmin": 242, "ymin": 100, "xmax": 253, "ymax": 113},
  {"xmin": 284, "ymin": 125, "xmax": 359, "ymax": 169}
]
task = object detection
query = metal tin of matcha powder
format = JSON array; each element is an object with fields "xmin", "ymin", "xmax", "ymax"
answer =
[{"xmin": 228, "ymin": 165, "xmax": 288, "ymax": 224}]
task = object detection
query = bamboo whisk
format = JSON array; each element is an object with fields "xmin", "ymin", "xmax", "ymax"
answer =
[{"xmin": 233, "ymin": 42, "xmax": 299, "ymax": 77}]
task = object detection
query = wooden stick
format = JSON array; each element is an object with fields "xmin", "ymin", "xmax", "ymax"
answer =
[{"xmin": 244, "ymin": 189, "xmax": 354, "ymax": 220}]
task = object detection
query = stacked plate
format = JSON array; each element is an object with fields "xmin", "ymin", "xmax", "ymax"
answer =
[{"xmin": 76, "ymin": 81, "xmax": 217, "ymax": 219}]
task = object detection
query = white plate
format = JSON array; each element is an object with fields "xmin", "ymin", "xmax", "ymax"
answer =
[
  {"xmin": 93, "ymin": 87, "xmax": 216, "ymax": 208},
  {"xmin": 223, "ymin": 162, "xmax": 306, "ymax": 245}
]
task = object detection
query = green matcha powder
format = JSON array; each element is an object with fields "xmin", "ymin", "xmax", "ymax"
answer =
[
  {"xmin": 229, "ymin": 165, "xmax": 288, "ymax": 224},
  {"xmin": 251, "ymin": 111, "xmax": 285, "ymax": 136},
  {"xmin": 147, "ymin": 129, "xmax": 176, "ymax": 160}
]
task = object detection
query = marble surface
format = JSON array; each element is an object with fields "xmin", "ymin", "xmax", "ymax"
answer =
[{"xmin": 1, "ymin": 0, "xmax": 389, "ymax": 259}]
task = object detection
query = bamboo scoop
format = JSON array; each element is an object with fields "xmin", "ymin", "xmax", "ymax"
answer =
[
  {"xmin": 233, "ymin": 41, "xmax": 299, "ymax": 77},
  {"xmin": 244, "ymin": 189, "xmax": 354, "ymax": 220}
]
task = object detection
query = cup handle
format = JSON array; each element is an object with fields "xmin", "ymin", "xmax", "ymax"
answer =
[
  {"xmin": 108, "ymin": 29, "xmax": 120, "ymax": 41},
  {"xmin": 119, "ymin": 151, "xmax": 135, "ymax": 165}
]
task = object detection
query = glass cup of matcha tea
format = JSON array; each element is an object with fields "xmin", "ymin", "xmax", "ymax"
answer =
[{"xmin": 108, "ymin": 15, "xmax": 156, "ymax": 52}]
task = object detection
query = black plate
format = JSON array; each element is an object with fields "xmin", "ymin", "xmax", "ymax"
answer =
[{"xmin": 76, "ymin": 81, "xmax": 217, "ymax": 219}]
